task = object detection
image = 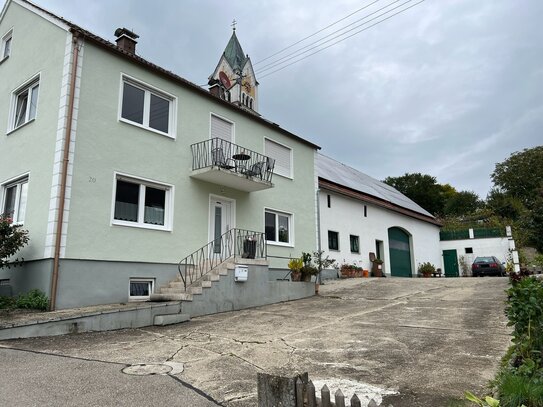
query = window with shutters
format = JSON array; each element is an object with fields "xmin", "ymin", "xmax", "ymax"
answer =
[
  {"xmin": 210, "ymin": 113, "xmax": 234, "ymax": 143},
  {"xmin": 119, "ymin": 74, "xmax": 177, "ymax": 138},
  {"xmin": 264, "ymin": 138, "xmax": 292, "ymax": 178}
]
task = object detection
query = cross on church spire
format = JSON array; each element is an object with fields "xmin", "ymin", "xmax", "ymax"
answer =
[{"xmin": 231, "ymin": 19, "xmax": 237, "ymax": 31}]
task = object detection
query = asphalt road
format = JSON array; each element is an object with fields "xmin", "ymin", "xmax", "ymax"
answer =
[{"xmin": 0, "ymin": 277, "xmax": 511, "ymax": 406}]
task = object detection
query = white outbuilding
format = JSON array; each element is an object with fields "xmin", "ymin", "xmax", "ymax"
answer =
[{"xmin": 317, "ymin": 154, "xmax": 442, "ymax": 277}]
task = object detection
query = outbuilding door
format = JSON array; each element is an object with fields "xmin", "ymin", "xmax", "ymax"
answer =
[
  {"xmin": 443, "ymin": 249, "xmax": 459, "ymax": 277},
  {"xmin": 388, "ymin": 227, "xmax": 412, "ymax": 277}
]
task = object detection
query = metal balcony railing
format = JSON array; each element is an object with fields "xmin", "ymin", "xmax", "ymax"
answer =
[
  {"xmin": 178, "ymin": 228, "xmax": 267, "ymax": 290},
  {"xmin": 191, "ymin": 138, "xmax": 275, "ymax": 183}
]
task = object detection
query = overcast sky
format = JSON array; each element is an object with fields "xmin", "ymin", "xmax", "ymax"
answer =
[{"xmin": 34, "ymin": 0, "xmax": 542, "ymax": 197}]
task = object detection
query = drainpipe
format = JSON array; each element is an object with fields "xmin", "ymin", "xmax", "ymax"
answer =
[
  {"xmin": 50, "ymin": 32, "xmax": 80, "ymax": 311},
  {"xmin": 316, "ymin": 188, "xmax": 322, "ymax": 285}
]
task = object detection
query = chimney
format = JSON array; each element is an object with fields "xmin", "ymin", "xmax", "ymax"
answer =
[{"xmin": 114, "ymin": 28, "xmax": 139, "ymax": 54}]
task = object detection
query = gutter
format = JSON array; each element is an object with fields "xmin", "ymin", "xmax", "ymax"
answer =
[{"xmin": 49, "ymin": 32, "xmax": 80, "ymax": 311}]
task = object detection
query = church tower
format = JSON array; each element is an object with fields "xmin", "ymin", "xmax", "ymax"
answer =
[{"xmin": 208, "ymin": 26, "xmax": 259, "ymax": 114}]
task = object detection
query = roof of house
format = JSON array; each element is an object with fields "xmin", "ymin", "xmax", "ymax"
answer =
[
  {"xmin": 12, "ymin": 0, "xmax": 319, "ymax": 150},
  {"xmin": 223, "ymin": 31, "xmax": 247, "ymax": 72},
  {"xmin": 317, "ymin": 154, "xmax": 441, "ymax": 226}
]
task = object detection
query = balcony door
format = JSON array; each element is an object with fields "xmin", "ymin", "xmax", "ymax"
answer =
[{"xmin": 209, "ymin": 195, "xmax": 235, "ymax": 254}]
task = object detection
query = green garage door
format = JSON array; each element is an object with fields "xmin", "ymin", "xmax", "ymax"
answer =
[{"xmin": 388, "ymin": 227, "xmax": 412, "ymax": 277}]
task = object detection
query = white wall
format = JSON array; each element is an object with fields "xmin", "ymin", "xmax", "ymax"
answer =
[
  {"xmin": 440, "ymin": 236, "xmax": 514, "ymax": 274},
  {"xmin": 318, "ymin": 189, "xmax": 441, "ymax": 276}
]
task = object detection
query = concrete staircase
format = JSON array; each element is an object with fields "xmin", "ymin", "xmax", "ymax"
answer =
[{"xmin": 150, "ymin": 261, "xmax": 230, "ymax": 302}]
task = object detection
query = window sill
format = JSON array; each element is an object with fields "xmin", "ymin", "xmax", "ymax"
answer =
[
  {"xmin": 6, "ymin": 118, "xmax": 35, "ymax": 135},
  {"xmin": 112, "ymin": 220, "xmax": 172, "ymax": 232},
  {"xmin": 272, "ymin": 172, "xmax": 293, "ymax": 181},
  {"xmin": 266, "ymin": 241, "xmax": 294, "ymax": 248},
  {"xmin": 119, "ymin": 118, "xmax": 176, "ymax": 140}
]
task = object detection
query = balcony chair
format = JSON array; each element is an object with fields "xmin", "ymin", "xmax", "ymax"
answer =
[{"xmin": 211, "ymin": 147, "xmax": 235, "ymax": 170}]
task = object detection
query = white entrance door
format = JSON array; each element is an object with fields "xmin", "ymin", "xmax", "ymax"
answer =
[{"xmin": 209, "ymin": 197, "xmax": 234, "ymax": 254}]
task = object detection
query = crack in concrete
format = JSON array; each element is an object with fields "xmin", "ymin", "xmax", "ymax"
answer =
[
  {"xmin": 279, "ymin": 337, "xmax": 297, "ymax": 369},
  {"xmin": 223, "ymin": 393, "xmax": 256, "ymax": 403},
  {"xmin": 166, "ymin": 344, "xmax": 189, "ymax": 362},
  {"xmin": 231, "ymin": 337, "xmax": 269, "ymax": 345}
]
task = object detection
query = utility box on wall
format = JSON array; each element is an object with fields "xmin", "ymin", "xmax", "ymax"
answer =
[{"xmin": 234, "ymin": 265, "xmax": 248, "ymax": 282}]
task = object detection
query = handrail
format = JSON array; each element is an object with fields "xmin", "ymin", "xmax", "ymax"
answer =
[
  {"xmin": 177, "ymin": 228, "xmax": 267, "ymax": 290},
  {"xmin": 191, "ymin": 138, "xmax": 275, "ymax": 183}
]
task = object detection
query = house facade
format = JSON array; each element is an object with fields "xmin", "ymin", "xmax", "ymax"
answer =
[
  {"xmin": 0, "ymin": 0, "xmax": 319, "ymax": 309},
  {"xmin": 317, "ymin": 154, "xmax": 442, "ymax": 277}
]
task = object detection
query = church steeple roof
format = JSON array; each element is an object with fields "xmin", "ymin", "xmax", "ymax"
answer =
[{"xmin": 223, "ymin": 31, "xmax": 247, "ymax": 72}]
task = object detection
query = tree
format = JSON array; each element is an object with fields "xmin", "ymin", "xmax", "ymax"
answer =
[
  {"xmin": 444, "ymin": 190, "xmax": 482, "ymax": 216},
  {"xmin": 0, "ymin": 215, "xmax": 30, "ymax": 269},
  {"xmin": 384, "ymin": 173, "xmax": 445, "ymax": 216},
  {"xmin": 491, "ymin": 146, "xmax": 543, "ymax": 209},
  {"xmin": 485, "ymin": 189, "xmax": 526, "ymax": 220}
]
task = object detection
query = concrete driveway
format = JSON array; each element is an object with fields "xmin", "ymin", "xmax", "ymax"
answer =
[{"xmin": 0, "ymin": 277, "xmax": 511, "ymax": 406}]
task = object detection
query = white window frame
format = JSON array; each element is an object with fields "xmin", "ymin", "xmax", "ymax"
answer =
[
  {"xmin": 209, "ymin": 112, "xmax": 235, "ymax": 144},
  {"xmin": 128, "ymin": 278, "xmax": 155, "ymax": 301},
  {"xmin": 264, "ymin": 208, "xmax": 294, "ymax": 247},
  {"xmin": 1, "ymin": 29, "xmax": 13, "ymax": 61},
  {"xmin": 8, "ymin": 74, "xmax": 40, "ymax": 133},
  {"xmin": 111, "ymin": 172, "xmax": 174, "ymax": 231},
  {"xmin": 118, "ymin": 73, "xmax": 177, "ymax": 139},
  {"xmin": 1, "ymin": 174, "xmax": 29, "ymax": 225},
  {"xmin": 264, "ymin": 137, "xmax": 293, "ymax": 179}
]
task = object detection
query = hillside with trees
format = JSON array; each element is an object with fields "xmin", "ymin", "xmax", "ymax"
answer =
[{"xmin": 383, "ymin": 145, "xmax": 543, "ymax": 252}]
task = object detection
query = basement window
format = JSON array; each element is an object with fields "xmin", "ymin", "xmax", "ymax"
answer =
[{"xmin": 129, "ymin": 278, "xmax": 154, "ymax": 301}]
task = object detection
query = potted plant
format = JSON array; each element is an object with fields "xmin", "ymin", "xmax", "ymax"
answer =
[
  {"xmin": 340, "ymin": 263, "xmax": 352, "ymax": 278},
  {"xmin": 418, "ymin": 262, "xmax": 436, "ymax": 278},
  {"xmin": 288, "ymin": 258, "xmax": 303, "ymax": 281},
  {"xmin": 300, "ymin": 264, "xmax": 318, "ymax": 281},
  {"xmin": 300, "ymin": 252, "xmax": 317, "ymax": 282}
]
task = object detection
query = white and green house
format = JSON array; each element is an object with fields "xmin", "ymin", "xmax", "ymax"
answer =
[{"xmin": 0, "ymin": 0, "xmax": 319, "ymax": 310}]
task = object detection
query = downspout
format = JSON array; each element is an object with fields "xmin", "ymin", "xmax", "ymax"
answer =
[
  {"xmin": 316, "ymin": 188, "xmax": 322, "ymax": 285},
  {"xmin": 50, "ymin": 32, "xmax": 80, "ymax": 311}
]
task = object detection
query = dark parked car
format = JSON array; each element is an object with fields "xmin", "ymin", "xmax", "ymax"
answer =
[{"xmin": 472, "ymin": 256, "xmax": 506, "ymax": 277}]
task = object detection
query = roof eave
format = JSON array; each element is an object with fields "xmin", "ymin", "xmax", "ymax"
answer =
[
  {"xmin": 319, "ymin": 178, "xmax": 443, "ymax": 227},
  {"xmin": 67, "ymin": 26, "xmax": 320, "ymax": 150}
]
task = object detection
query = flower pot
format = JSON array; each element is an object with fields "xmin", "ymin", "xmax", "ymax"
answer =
[
  {"xmin": 302, "ymin": 273, "xmax": 312, "ymax": 282},
  {"xmin": 291, "ymin": 271, "xmax": 301, "ymax": 281},
  {"xmin": 362, "ymin": 269, "xmax": 369, "ymax": 278}
]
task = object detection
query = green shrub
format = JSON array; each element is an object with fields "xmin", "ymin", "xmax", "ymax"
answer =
[
  {"xmin": 0, "ymin": 296, "xmax": 16, "ymax": 310},
  {"xmin": 0, "ymin": 214, "xmax": 30, "ymax": 269},
  {"xmin": 15, "ymin": 289, "xmax": 49, "ymax": 311}
]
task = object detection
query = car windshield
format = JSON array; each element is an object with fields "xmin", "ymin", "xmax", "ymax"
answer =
[{"xmin": 474, "ymin": 257, "xmax": 494, "ymax": 263}]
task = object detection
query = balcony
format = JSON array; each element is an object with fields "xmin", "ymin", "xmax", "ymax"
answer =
[{"xmin": 190, "ymin": 138, "xmax": 275, "ymax": 192}]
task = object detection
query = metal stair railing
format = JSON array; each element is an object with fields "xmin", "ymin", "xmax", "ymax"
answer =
[{"xmin": 178, "ymin": 228, "xmax": 266, "ymax": 290}]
